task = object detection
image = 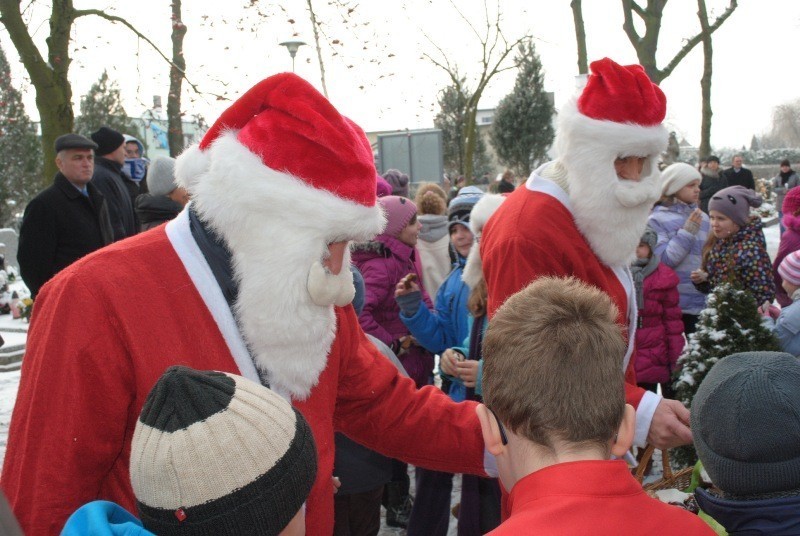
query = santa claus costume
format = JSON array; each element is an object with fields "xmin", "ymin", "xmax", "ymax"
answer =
[
  {"xmin": 1, "ymin": 74, "xmax": 489, "ymax": 535},
  {"xmin": 481, "ymin": 58, "xmax": 669, "ymax": 447}
]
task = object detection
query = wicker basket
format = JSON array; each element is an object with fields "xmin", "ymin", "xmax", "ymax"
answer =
[{"xmin": 635, "ymin": 445, "xmax": 695, "ymax": 492}]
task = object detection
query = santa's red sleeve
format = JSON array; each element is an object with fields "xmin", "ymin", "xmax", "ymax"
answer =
[
  {"xmin": 333, "ymin": 306, "xmax": 487, "ymax": 476},
  {"xmin": 1, "ymin": 273, "xmax": 137, "ymax": 535}
]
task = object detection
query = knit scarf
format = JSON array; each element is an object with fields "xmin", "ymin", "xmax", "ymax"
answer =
[
  {"xmin": 630, "ymin": 254, "xmax": 660, "ymax": 311},
  {"xmin": 780, "ymin": 170, "xmax": 794, "ymax": 186}
]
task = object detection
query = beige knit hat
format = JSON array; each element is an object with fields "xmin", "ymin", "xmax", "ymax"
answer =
[{"xmin": 130, "ymin": 366, "xmax": 316, "ymax": 535}]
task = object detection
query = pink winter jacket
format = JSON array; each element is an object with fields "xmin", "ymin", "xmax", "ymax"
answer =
[{"xmin": 633, "ymin": 263, "xmax": 685, "ymax": 384}]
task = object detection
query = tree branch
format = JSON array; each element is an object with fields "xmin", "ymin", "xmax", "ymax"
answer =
[
  {"xmin": 73, "ymin": 8, "xmax": 228, "ymax": 101},
  {"xmin": 621, "ymin": 0, "xmax": 641, "ymax": 44},
  {"xmin": 660, "ymin": 0, "xmax": 736, "ymax": 79},
  {"xmin": 0, "ymin": 0, "xmax": 51, "ymax": 88}
]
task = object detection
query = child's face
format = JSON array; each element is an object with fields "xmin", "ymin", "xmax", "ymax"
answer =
[
  {"xmin": 675, "ymin": 179, "xmax": 701, "ymax": 204},
  {"xmin": 398, "ymin": 215, "xmax": 421, "ymax": 247},
  {"xmin": 783, "ymin": 279, "xmax": 799, "ymax": 298},
  {"xmin": 450, "ymin": 224, "xmax": 474, "ymax": 258},
  {"xmin": 636, "ymin": 243, "xmax": 651, "ymax": 260},
  {"xmin": 709, "ymin": 210, "xmax": 740, "ymax": 239}
]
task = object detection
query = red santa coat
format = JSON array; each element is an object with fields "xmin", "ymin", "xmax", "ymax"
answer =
[
  {"xmin": 488, "ymin": 461, "xmax": 714, "ymax": 535},
  {"xmin": 481, "ymin": 175, "xmax": 659, "ymax": 446},
  {"xmin": 1, "ymin": 216, "xmax": 487, "ymax": 535}
]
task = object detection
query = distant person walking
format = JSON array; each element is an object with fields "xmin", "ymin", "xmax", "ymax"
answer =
[
  {"xmin": 90, "ymin": 126, "xmax": 138, "ymax": 240},
  {"xmin": 698, "ymin": 156, "xmax": 727, "ymax": 213},
  {"xmin": 773, "ymin": 159, "xmax": 800, "ymax": 234},
  {"xmin": 18, "ymin": 134, "xmax": 113, "ymax": 298}
]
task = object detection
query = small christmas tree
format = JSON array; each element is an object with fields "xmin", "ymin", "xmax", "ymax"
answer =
[{"xmin": 672, "ymin": 283, "xmax": 781, "ymax": 467}]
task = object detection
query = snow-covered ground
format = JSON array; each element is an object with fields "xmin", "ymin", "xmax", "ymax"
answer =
[{"xmin": 0, "ymin": 222, "xmax": 783, "ymax": 533}]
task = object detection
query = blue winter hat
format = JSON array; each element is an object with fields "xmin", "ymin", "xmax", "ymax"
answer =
[{"xmin": 448, "ymin": 186, "xmax": 484, "ymax": 231}]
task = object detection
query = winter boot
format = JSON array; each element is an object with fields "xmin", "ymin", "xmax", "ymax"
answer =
[{"xmin": 385, "ymin": 482, "xmax": 413, "ymax": 528}]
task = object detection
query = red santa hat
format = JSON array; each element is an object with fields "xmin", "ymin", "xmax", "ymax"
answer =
[
  {"xmin": 176, "ymin": 73, "xmax": 385, "ymax": 242},
  {"xmin": 555, "ymin": 58, "xmax": 668, "ymax": 164}
]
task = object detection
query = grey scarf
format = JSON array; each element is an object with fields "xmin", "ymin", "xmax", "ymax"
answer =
[{"xmin": 630, "ymin": 254, "xmax": 660, "ymax": 311}]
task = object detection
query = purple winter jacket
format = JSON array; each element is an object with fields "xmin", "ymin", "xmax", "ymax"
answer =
[
  {"xmin": 352, "ymin": 234, "xmax": 434, "ymax": 387},
  {"xmin": 774, "ymin": 214, "xmax": 800, "ymax": 307},
  {"xmin": 633, "ymin": 263, "xmax": 685, "ymax": 384}
]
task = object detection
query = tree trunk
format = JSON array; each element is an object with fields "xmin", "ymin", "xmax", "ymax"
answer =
[
  {"xmin": 167, "ymin": 0, "xmax": 187, "ymax": 157},
  {"xmin": 570, "ymin": 0, "xmax": 588, "ymax": 74},
  {"xmin": 0, "ymin": 0, "xmax": 75, "ymax": 187},
  {"xmin": 698, "ymin": 0, "xmax": 713, "ymax": 159},
  {"xmin": 462, "ymin": 100, "xmax": 479, "ymax": 184}
]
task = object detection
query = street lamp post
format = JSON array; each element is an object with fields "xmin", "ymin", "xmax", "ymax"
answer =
[{"xmin": 279, "ymin": 39, "xmax": 307, "ymax": 72}]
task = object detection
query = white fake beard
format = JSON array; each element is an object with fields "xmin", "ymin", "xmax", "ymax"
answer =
[
  {"xmin": 229, "ymin": 234, "xmax": 342, "ymax": 400},
  {"xmin": 568, "ymin": 163, "xmax": 661, "ymax": 267},
  {"xmin": 307, "ymin": 248, "xmax": 356, "ymax": 307}
]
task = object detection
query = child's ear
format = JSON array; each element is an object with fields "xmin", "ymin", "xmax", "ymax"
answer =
[
  {"xmin": 611, "ymin": 404, "xmax": 636, "ymax": 457},
  {"xmin": 476, "ymin": 404, "xmax": 506, "ymax": 456}
]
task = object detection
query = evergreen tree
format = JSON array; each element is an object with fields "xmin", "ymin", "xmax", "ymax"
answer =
[
  {"xmin": 672, "ymin": 283, "xmax": 780, "ymax": 466},
  {"xmin": 490, "ymin": 40, "xmax": 555, "ymax": 178},
  {"xmin": 434, "ymin": 80, "xmax": 492, "ymax": 181},
  {"xmin": 0, "ymin": 43, "xmax": 43, "ymax": 227},
  {"xmin": 74, "ymin": 71, "xmax": 141, "ymax": 141}
]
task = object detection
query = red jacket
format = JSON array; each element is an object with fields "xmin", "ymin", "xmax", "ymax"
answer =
[
  {"xmin": 634, "ymin": 262, "xmax": 685, "ymax": 384},
  {"xmin": 489, "ymin": 460, "xmax": 714, "ymax": 535},
  {"xmin": 481, "ymin": 182, "xmax": 647, "ymax": 412},
  {"xmin": 1, "ymin": 225, "xmax": 486, "ymax": 535}
]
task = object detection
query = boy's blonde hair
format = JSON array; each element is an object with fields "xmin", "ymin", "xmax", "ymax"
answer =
[{"xmin": 482, "ymin": 276, "xmax": 626, "ymax": 451}]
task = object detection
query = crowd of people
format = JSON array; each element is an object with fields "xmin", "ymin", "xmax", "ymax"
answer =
[{"xmin": 0, "ymin": 57, "xmax": 798, "ymax": 536}]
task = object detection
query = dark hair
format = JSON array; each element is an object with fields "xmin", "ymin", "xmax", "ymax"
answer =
[
  {"xmin": 781, "ymin": 159, "xmax": 791, "ymax": 168},
  {"xmin": 707, "ymin": 155, "xmax": 720, "ymax": 164}
]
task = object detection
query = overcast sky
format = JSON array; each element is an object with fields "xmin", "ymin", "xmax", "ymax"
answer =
[{"xmin": 3, "ymin": 0, "xmax": 799, "ymax": 151}]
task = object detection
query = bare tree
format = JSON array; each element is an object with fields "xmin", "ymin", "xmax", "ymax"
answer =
[
  {"xmin": 620, "ymin": 0, "xmax": 737, "ymax": 84},
  {"xmin": 423, "ymin": 1, "xmax": 528, "ymax": 183},
  {"xmin": 570, "ymin": 0, "xmax": 588, "ymax": 75},
  {"xmin": 697, "ymin": 0, "xmax": 714, "ymax": 159},
  {"xmin": 0, "ymin": 0, "xmax": 208, "ymax": 185},
  {"xmin": 168, "ymin": 0, "xmax": 187, "ymax": 157}
]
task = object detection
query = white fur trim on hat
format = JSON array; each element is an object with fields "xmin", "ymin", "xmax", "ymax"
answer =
[
  {"xmin": 555, "ymin": 97, "xmax": 668, "ymax": 163},
  {"xmin": 185, "ymin": 132, "xmax": 385, "ymax": 399},
  {"xmin": 463, "ymin": 194, "xmax": 506, "ymax": 290}
]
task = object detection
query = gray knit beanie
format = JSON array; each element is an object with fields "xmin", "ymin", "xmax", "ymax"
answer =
[
  {"xmin": 708, "ymin": 185, "xmax": 763, "ymax": 227},
  {"xmin": 147, "ymin": 157, "xmax": 178, "ymax": 197},
  {"xmin": 131, "ymin": 366, "xmax": 317, "ymax": 535},
  {"xmin": 639, "ymin": 226, "xmax": 657, "ymax": 253},
  {"xmin": 692, "ymin": 351, "xmax": 800, "ymax": 496}
]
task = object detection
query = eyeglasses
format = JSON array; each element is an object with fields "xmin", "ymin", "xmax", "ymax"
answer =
[{"xmin": 487, "ymin": 407, "xmax": 508, "ymax": 446}]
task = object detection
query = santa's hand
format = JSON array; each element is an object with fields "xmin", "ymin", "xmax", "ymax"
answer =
[
  {"xmin": 647, "ymin": 398, "xmax": 692, "ymax": 449},
  {"xmin": 440, "ymin": 349, "xmax": 461, "ymax": 376},
  {"xmin": 456, "ymin": 360, "xmax": 479, "ymax": 387}
]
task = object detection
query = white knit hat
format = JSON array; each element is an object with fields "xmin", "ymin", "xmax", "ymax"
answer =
[
  {"xmin": 661, "ymin": 162, "xmax": 701, "ymax": 197},
  {"xmin": 130, "ymin": 366, "xmax": 316, "ymax": 535}
]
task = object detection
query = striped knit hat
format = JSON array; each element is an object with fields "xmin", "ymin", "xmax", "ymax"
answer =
[
  {"xmin": 779, "ymin": 251, "xmax": 800, "ymax": 287},
  {"xmin": 130, "ymin": 366, "xmax": 317, "ymax": 536}
]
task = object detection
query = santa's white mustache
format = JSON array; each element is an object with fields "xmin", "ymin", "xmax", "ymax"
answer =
[{"xmin": 307, "ymin": 261, "xmax": 355, "ymax": 307}]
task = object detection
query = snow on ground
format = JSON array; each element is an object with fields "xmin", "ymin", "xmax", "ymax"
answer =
[{"xmin": 0, "ymin": 369, "xmax": 20, "ymax": 470}]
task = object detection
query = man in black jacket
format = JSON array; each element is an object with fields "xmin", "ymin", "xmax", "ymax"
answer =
[
  {"xmin": 18, "ymin": 134, "xmax": 114, "ymax": 298},
  {"xmin": 722, "ymin": 155, "xmax": 755, "ymax": 190},
  {"xmin": 90, "ymin": 126, "xmax": 138, "ymax": 240}
]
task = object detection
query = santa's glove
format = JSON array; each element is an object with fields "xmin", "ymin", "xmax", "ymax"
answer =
[
  {"xmin": 396, "ymin": 290, "xmax": 422, "ymax": 317},
  {"xmin": 683, "ymin": 218, "xmax": 701, "ymax": 235}
]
